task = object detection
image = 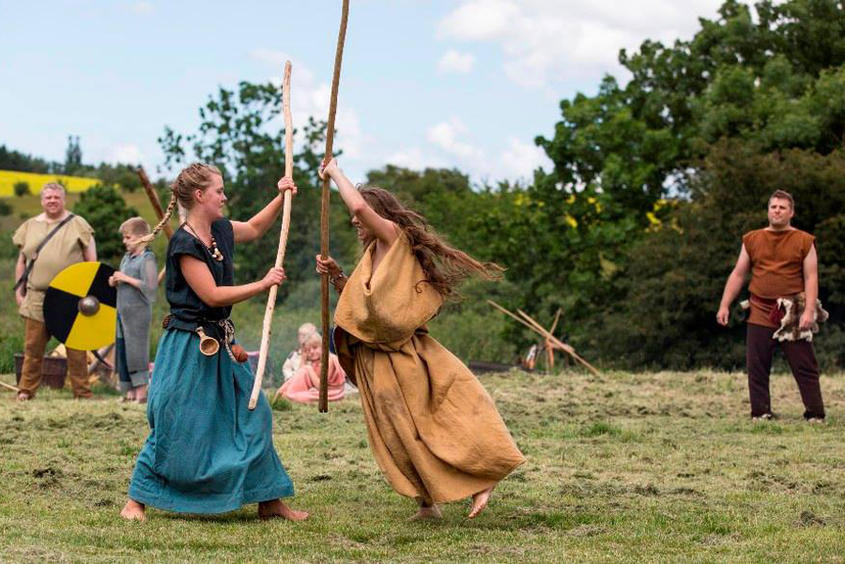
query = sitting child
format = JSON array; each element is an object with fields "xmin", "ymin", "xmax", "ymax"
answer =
[
  {"xmin": 281, "ymin": 322, "xmax": 318, "ymax": 381},
  {"xmin": 274, "ymin": 332, "xmax": 345, "ymax": 404}
]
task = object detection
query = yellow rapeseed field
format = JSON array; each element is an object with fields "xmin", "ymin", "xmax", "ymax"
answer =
[{"xmin": 0, "ymin": 170, "xmax": 100, "ymax": 196}]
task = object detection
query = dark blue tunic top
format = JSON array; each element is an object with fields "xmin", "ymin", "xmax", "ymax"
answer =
[{"xmin": 165, "ymin": 218, "xmax": 235, "ymax": 339}]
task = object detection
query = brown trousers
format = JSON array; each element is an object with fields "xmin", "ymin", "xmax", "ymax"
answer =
[
  {"xmin": 746, "ymin": 323, "xmax": 825, "ymax": 419},
  {"xmin": 19, "ymin": 317, "xmax": 91, "ymax": 398}
]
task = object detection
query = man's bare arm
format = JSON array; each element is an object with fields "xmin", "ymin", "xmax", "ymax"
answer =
[
  {"xmin": 82, "ymin": 239, "xmax": 97, "ymax": 262},
  {"xmin": 799, "ymin": 245, "xmax": 819, "ymax": 330},
  {"xmin": 14, "ymin": 252, "xmax": 25, "ymax": 306},
  {"xmin": 717, "ymin": 244, "xmax": 751, "ymax": 326}
]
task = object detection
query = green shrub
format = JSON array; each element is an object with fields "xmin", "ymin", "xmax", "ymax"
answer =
[
  {"xmin": 13, "ymin": 181, "xmax": 30, "ymax": 196},
  {"xmin": 0, "ymin": 333, "xmax": 23, "ymax": 373},
  {"xmin": 72, "ymin": 184, "xmax": 139, "ymax": 265}
]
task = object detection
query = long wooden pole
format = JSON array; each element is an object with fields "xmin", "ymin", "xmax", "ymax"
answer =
[
  {"xmin": 248, "ymin": 61, "xmax": 295, "ymax": 411},
  {"xmin": 319, "ymin": 0, "xmax": 350, "ymax": 413},
  {"xmin": 546, "ymin": 308, "xmax": 561, "ymax": 370},
  {"xmin": 136, "ymin": 166, "xmax": 173, "ymax": 283},
  {"xmin": 0, "ymin": 380, "xmax": 21, "ymax": 393}
]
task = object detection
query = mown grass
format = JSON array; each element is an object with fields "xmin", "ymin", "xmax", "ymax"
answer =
[{"xmin": 0, "ymin": 370, "xmax": 842, "ymax": 562}]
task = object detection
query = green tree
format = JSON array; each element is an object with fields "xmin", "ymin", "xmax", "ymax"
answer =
[
  {"xmin": 517, "ymin": 0, "xmax": 845, "ymax": 367},
  {"xmin": 72, "ymin": 185, "xmax": 139, "ymax": 266},
  {"xmin": 0, "ymin": 145, "xmax": 56, "ymax": 173},
  {"xmin": 64, "ymin": 135, "xmax": 82, "ymax": 175},
  {"xmin": 157, "ymin": 82, "xmax": 357, "ymax": 293}
]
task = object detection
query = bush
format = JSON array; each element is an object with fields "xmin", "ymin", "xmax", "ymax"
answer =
[
  {"xmin": 13, "ymin": 181, "xmax": 30, "ymax": 196},
  {"xmin": 72, "ymin": 184, "xmax": 139, "ymax": 265},
  {"xmin": 0, "ymin": 199, "xmax": 11, "ymax": 216},
  {"xmin": 0, "ymin": 333, "xmax": 23, "ymax": 373}
]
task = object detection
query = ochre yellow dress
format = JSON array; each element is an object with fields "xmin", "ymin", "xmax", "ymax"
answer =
[{"xmin": 334, "ymin": 233, "xmax": 525, "ymax": 504}]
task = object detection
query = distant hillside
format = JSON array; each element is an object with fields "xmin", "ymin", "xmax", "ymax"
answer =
[{"xmin": 0, "ymin": 170, "xmax": 101, "ymax": 196}]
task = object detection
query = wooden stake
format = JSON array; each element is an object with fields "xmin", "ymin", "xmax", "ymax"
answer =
[
  {"xmin": 0, "ymin": 380, "xmax": 21, "ymax": 393},
  {"xmin": 136, "ymin": 166, "xmax": 173, "ymax": 283},
  {"xmin": 546, "ymin": 309, "xmax": 561, "ymax": 370},
  {"xmin": 248, "ymin": 61, "xmax": 295, "ymax": 411},
  {"xmin": 319, "ymin": 0, "xmax": 350, "ymax": 413},
  {"xmin": 137, "ymin": 167, "xmax": 174, "ymax": 239},
  {"xmin": 487, "ymin": 300, "xmax": 600, "ymax": 376},
  {"xmin": 516, "ymin": 308, "xmax": 600, "ymax": 376},
  {"xmin": 549, "ymin": 308, "xmax": 562, "ymax": 335}
]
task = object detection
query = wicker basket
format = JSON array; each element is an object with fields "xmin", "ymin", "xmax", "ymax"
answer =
[{"xmin": 14, "ymin": 353, "xmax": 68, "ymax": 389}]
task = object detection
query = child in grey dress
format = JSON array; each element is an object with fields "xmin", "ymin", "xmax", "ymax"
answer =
[{"xmin": 109, "ymin": 217, "xmax": 158, "ymax": 402}]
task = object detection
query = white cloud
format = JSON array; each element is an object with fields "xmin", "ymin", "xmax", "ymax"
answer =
[
  {"xmin": 438, "ymin": 0, "xmax": 724, "ymax": 88},
  {"xmin": 249, "ymin": 48, "xmax": 293, "ymax": 70},
  {"xmin": 497, "ymin": 137, "xmax": 551, "ymax": 181},
  {"xmin": 438, "ymin": 0, "xmax": 519, "ymax": 40},
  {"xmin": 426, "ymin": 118, "xmax": 483, "ymax": 161},
  {"xmin": 384, "ymin": 147, "xmax": 436, "ymax": 171},
  {"xmin": 130, "ymin": 2, "xmax": 153, "ymax": 15},
  {"xmin": 253, "ymin": 49, "xmax": 369, "ymax": 164},
  {"xmin": 437, "ymin": 50, "xmax": 476, "ymax": 74},
  {"xmin": 106, "ymin": 143, "xmax": 144, "ymax": 164}
]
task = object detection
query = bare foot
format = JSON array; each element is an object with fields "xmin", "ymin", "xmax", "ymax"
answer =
[
  {"xmin": 134, "ymin": 386, "xmax": 148, "ymax": 404},
  {"xmin": 258, "ymin": 499, "xmax": 309, "ymax": 521},
  {"xmin": 16, "ymin": 391, "xmax": 31, "ymax": 402},
  {"xmin": 468, "ymin": 485, "xmax": 495, "ymax": 519},
  {"xmin": 409, "ymin": 504, "xmax": 442, "ymax": 521},
  {"xmin": 120, "ymin": 499, "xmax": 146, "ymax": 521}
]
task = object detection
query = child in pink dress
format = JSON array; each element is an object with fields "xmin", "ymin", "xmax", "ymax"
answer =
[{"xmin": 273, "ymin": 333, "xmax": 346, "ymax": 404}]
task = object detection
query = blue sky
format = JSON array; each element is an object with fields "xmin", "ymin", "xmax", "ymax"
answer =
[{"xmin": 0, "ymin": 0, "xmax": 724, "ymax": 185}]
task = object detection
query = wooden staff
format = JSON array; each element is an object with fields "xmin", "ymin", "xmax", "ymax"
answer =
[
  {"xmin": 136, "ymin": 166, "xmax": 173, "ymax": 283},
  {"xmin": 248, "ymin": 61, "xmax": 295, "ymax": 411},
  {"xmin": 0, "ymin": 381, "xmax": 21, "ymax": 393},
  {"xmin": 546, "ymin": 308, "xmax": 561, "ymax": 369},
  {"xmin": 319, "ymin": 0, "xmax": 350, "ymax": 413},
  {"xmin": 487, "ymin": 300, "xmax": 600, "ymax": 376}
]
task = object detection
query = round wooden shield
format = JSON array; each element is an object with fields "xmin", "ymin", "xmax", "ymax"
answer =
[{"xmin": 43, "ymin": 262, "xmax": 117, "ymax": 351}]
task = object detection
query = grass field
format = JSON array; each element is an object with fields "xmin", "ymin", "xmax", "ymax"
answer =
[{"xmin": 0, "ymin": 369, "xmax": 842, "ymax": 562}]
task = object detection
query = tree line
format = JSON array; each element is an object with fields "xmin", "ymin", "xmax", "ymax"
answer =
[{"xmin": 4, "ymin": 0, "xmax": 843, "ymax": 370}]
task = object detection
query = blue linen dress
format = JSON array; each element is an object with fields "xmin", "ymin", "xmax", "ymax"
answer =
[{"xmin": 127, "ymin": 219, "xmax": 294, "ymax": 513}]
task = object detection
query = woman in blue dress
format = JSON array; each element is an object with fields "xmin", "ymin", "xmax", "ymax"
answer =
[{"xmin": 120, "ymin": 163, "xmax": 308, "ymax": 522}]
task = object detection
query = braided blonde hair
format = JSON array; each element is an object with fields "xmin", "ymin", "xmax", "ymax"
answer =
[{"xmin": 140, "ymin": 163, "xmax": 221, "ymax": 244}]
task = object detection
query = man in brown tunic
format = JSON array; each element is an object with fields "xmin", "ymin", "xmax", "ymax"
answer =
[
  {"xmin": 13, "ymin": 183, "xmax": 97, "ymax": 400},
  {"xmin": 717, "ymin": 190, "xmax": 825, "ymax": 421}
]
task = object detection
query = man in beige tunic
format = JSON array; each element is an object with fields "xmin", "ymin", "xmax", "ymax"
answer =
[{"xmin": 13, "ymin": 183, "xmax": 97, "ymax": 400}]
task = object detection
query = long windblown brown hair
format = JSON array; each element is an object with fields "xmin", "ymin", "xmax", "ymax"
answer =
[{"xmin": 359, "ymin": 187, "xmax": 503, "ymax": 298}]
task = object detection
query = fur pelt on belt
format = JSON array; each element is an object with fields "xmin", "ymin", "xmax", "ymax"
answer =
[{"xmin": 772, "ymin": 293, "xmax": 829, "ymax": 342}]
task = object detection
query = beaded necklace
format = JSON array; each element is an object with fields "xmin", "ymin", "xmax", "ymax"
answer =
[{"xmin": 183, "ymin": 221, "xmax": 224, "ymax": 262}]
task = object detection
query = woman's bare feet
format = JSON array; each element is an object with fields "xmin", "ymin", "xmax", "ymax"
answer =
[
  {"xmin": 134, "ymin": 385, "xmax": 147, "ymax": 404},
  {"xmin": 258, "ymin": 499, "xmax": 309, "ymax": 521},
  {"xmin": 468, "ymin": 485, "xmax": 496, "ymax": 519},
  {"xmin": 120, "ymin": 499, "xmax": 146, "ymax": 521},
  {"xmin": 409, "ymin": 504, "xmax": 442, "ymax": 521}
]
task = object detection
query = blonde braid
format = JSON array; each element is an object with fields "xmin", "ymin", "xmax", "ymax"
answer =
[
  {"xmin": 139, "ymin": 191, "xmax": 177, "ymax": 245},
  {"xmin": 138, "ymin": 162, "xmax": 221, "ymax": 245}
]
